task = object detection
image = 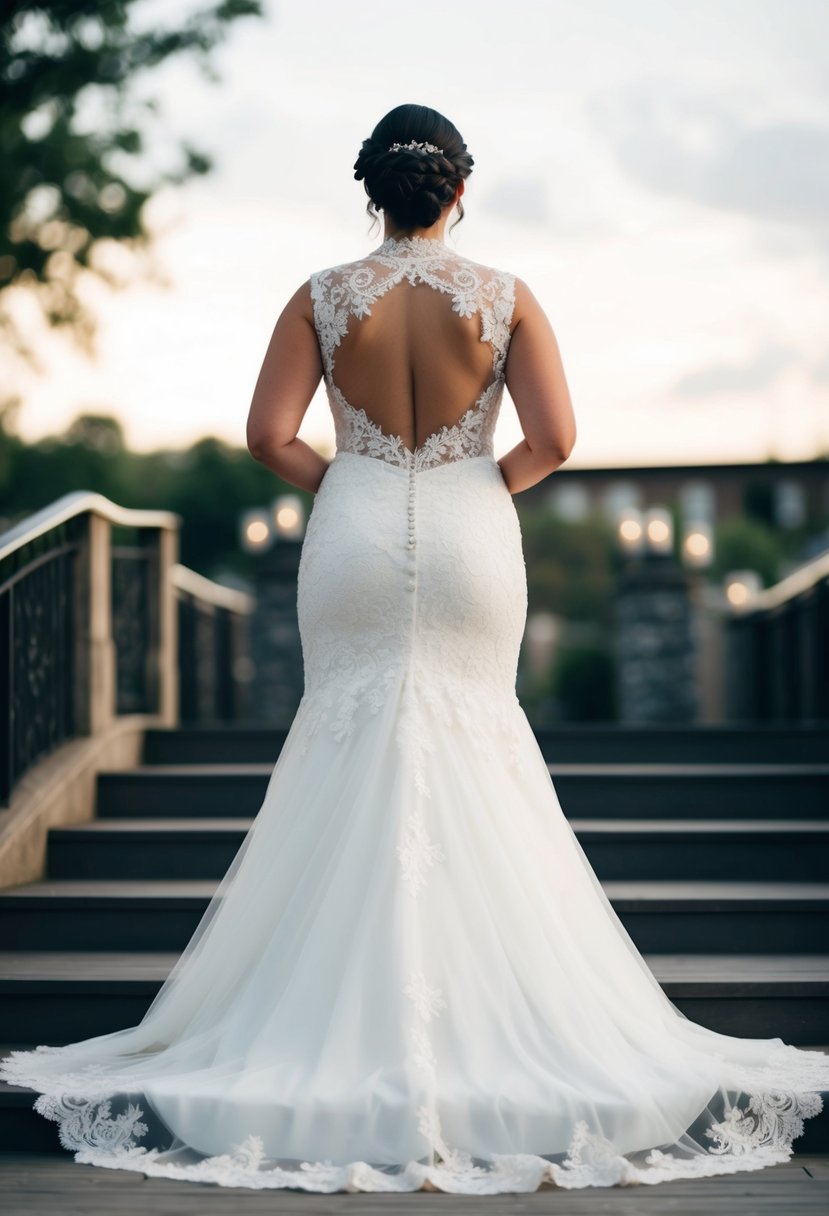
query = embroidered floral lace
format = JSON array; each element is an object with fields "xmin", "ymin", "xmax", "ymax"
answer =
[
  {"xmin": 2, "ymin": 234, "xmax": 828, "ymax": 1195},
  {"xmin": 309, "ymin": 235, "xmax": 517, "ymax": 472}
]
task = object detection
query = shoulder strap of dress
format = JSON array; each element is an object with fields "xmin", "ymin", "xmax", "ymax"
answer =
[
  {"xmin": 309, "ymin": 257, "xmax": 517, "ymax": 379},
  {"xmin": 308, "ymin": 266, "xmax": 348, "ymax": 377},
  {"xmin": 478, "ymin": 269, "xmax": 517, "ymax": 378}
]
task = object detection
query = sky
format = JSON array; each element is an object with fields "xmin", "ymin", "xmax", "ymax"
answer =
[{"xmin": 7, "ymin": 0, "xmax": 829, "ymax": 468}]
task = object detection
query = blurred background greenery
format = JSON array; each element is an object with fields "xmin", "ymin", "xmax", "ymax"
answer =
[{"xmin": 2, "ymin": 399, "xmax": 820, "ymax": 722}]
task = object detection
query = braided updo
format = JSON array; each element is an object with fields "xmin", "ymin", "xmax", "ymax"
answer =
[{"xmin": 353, "ymin": 103, "xmax": 474, "ymax": 233}]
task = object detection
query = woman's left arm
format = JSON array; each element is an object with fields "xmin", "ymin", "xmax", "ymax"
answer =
[{"xmin": 246, "ymin": 280, "xmax": 331, "ymax": 494}]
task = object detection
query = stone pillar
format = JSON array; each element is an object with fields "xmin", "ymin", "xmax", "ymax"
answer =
[
  {"xmin": 151, "ymin": 525, "xmax": 180, "ymax": 727},
  {"xmin": 615, "ymin": 552, "xmax": 698, "ymax": 723},
  {"xmin": 249, "ymin": 537, "xmax": 305, "ymax": 725},
  {"xmin": 74, "ymin": 512, "xmax": 116, "ymax": 736}
]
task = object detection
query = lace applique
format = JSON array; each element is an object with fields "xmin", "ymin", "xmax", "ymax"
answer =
[
  {"xmin": 404, "ymin": 970, "xmax": 447, "ymax": 1022},
  {"xmin": 293, "ymin": 665, "xmax": 400, "ymax": 752},
  {"xmin": 308, "ymin": 237, "xmax": 516, "ymax": 472},
  {"xmin": 293, "ymin": 669, "xmax": 527, "ymax": 801},
  {"xmin": 34, "ymin": 1092, "xmax": 149, "ymax": 1155},
  {"xmin": 1, "ymin": 1045, "xmax": 826, "ymax": 1193},
  {"xmin": 396, "ymin": 806, "xmax": 445, "ymax": 898}
]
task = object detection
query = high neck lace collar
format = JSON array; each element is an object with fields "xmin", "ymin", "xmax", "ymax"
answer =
[{"xmin": 374, "ymin": 234, "xmax": 448, "ymax": 256}]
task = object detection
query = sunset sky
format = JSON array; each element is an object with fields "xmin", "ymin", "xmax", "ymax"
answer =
[{"xmin": 8, "ymin": 0, "xmax": 829, "ymax": 468}]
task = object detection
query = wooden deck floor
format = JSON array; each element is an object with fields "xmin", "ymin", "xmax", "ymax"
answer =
[{"xmin": 1, "ymin": 1153, "xmax": 826, "ymax": 1215}]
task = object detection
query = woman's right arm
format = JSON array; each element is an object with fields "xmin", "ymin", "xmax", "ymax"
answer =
[{"xmin": 497, "ymin": 277, "xmax": 577, "ymax": 494}]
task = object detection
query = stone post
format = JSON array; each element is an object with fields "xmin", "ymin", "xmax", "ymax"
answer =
[
  {"xmin": 249, "ymin": 537, "xmax": 305, "ymax": 725},
  {"xmin": 615, "ymin": 552, "xmax": 698, "ymax": 723},
  {"xmin": 74, "ymin": 512, "xmax": 116, "ymax": 736}
]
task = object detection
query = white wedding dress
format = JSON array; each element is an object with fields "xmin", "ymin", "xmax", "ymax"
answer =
[{"xmin": 2, "ymin": 234, "xmax": 828, "ymax": 1194}]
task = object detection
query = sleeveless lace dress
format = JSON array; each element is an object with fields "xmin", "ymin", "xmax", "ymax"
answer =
[{"xmin": 2, "ymin": 234, "xmax": 827, "ymax": 1194}]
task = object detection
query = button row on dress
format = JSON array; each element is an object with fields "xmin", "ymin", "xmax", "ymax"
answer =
[{"xmin": 407, "ymin": 467, "xmax": 416, "ymax": 590}]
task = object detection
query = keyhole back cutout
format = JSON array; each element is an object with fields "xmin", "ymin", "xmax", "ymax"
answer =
[{"xmin": 329, "ymin": 274, "xmax": 499, "ymax": 454}]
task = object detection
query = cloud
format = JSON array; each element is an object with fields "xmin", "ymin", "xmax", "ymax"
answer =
[
  {"xmin": 588, "ymin": 85, "xmax": 829, "ymax": 253},
  {"xmin": 671, "ymin": 342, "xmax": 800, "ymax": 398}
]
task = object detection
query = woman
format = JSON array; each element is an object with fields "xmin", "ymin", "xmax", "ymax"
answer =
[{"xmin": 2, "ymin": 102, "xmax": 827, "ymax": 1195}]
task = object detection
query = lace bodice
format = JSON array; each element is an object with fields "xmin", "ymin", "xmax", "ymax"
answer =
[{"xmin": 308, "ymin": 235, "xmax": 517, "ymax": 472}]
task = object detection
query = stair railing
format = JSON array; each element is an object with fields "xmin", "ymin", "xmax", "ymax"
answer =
[
  {"xmin": 0, "ymin": 492, "xmax": 253, "ymax": 805},
  {"xmin": 725, "ymin": 549, "xmax": 829, "ymax": 723}
]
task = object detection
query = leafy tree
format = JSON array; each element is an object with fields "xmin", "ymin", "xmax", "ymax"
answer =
[
  {"xmin": 711, "ymin": 516, "xmax": 784, "ymax": 588},
  {"xmin": 0, "ymin": 406, "xmax": 298, "ymax": 580},
  {"xmin": 0, "ymin": 0, "xmax": 262, "ymax": 364},
  {"xmin": 515, "ymin": 503, "xmax": 619, "ymax": 627}
]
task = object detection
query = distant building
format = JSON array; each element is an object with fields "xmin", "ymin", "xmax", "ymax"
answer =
[{"xmin": 528, "ymin": 458, "xmax": 829, "ymax": 532}]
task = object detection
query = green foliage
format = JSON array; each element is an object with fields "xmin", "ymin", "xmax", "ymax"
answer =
[
  {"xmin": 0, "ymin": 405, "xmax": 301, "ymax": 580},
  {"xmin": 711, "ymin": 516, "xmax": 784, "ymax": 588},
  {"xmin": 515, "ymin": 502, "xmax": 619, "ymax": 628},
  {"xmin": 0, "ymin": 0, "xmax": 263, "ymax": 359}
]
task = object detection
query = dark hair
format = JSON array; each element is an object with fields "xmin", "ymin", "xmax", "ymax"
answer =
[{"xmin": 353, "ymin": 103, "xmax": 474, "ymax": 234}]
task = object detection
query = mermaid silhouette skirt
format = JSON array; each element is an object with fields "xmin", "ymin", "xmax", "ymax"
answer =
[{"xmin": 1, "ymin": 449, "xmax": 828, "ymax": 1194}]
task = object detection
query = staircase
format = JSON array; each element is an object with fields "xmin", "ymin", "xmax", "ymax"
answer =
[{"xmin": 1, "ymin": 723, "xmax": 827, "ymax": 1154}]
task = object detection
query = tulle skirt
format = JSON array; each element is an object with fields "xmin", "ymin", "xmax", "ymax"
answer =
[{"xmin": 2, "ymin": 451, "xmax": 827, "ymax": 1192}]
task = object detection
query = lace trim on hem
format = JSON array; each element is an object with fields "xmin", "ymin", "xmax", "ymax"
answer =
[{"xmin": 0, "ymin": 1053, "xmax": 824, "ymax": 1193}]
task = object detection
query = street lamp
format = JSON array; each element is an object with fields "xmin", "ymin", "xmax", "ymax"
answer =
[
  {"xmin": 239, "ymin": 495, "xmax": 306, "ymax": 553},
  {"xmin": 617, "ymin": 507, "xmax": 645, "ymax": 556},
  {"xmin": 644, "ymin": 506, "xmax": 673, "ymax": 556},
  {"xmin": 240, "ymin": 508, "xmax": 271, "ymax": 554},
  {"xmin": 270, "ymin": 494, "xmax": 305, "ymax": 540},
  {"xmin": 239, "ymin": 494, "xmax": 308, "ymax": 725},
  {"xmin": 724, "ymin": 570, "xmax": 762, "ymax": 610},
  {"xmin": 682, "ymin": 521, "xmax": 714, "ymax": 569}
]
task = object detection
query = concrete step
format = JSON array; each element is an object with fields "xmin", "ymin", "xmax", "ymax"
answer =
[
  {"xmin": 1, "ymin": 954, "xmax": 826, "ymax": 1154},
  {"xmin": 143, "ymin": 723, "xmax": 829, "ymax": 766},
  {"xmin": 94, "ymin": 764, "xmax": 829, "ymax": 820},
  {"xmin": 1, "ymin": 879, "xmax": 828, "ymax": 955},
  {"xmin": 46, "ymin": 817, "xmax": 829, "ymax": 883}
]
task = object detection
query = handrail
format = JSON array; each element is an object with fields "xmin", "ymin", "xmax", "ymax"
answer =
[
  {"xmin": 0, "ymin": 490, "xmax": 179, "ymax": 562},
  {"xmin": 740, "ymin": 549, "xmax": 829, "ymax": 613},
  {"xmin": 725, "ymin": 546, "xmax": 828, "ymax": 722},
  {"xmin": 1, "ymin": 491, "xmax": 254, "ymax": 804},
  {"xmin": 172, "ymin": 563, "xmax": 254, "ymax": 615}
]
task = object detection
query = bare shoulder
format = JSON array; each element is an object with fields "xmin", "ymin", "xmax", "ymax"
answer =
[
  {"xmin": 279, "ymin": 277, "xmax": 315, "ymax": 324},
  {"xmin": 510, "ymin": 276, "xmax": 547, "ymax": 328}
]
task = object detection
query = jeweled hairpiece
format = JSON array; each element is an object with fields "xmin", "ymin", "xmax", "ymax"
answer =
[{"xmin": 388, "ymin": 140, "xmax": 444, "ymax": 154}]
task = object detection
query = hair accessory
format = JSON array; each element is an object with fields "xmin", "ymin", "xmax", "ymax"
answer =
[{"xmin": 388, "ymin": 140, "xmax": 444, "ymax": 155}]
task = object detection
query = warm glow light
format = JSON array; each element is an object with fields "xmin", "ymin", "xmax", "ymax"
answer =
[
  {"xmin": 275, "ymin": 505, "xmax": 299, "ymax": 530},
  {"xmin": 682, "ymin": 521, "xmax": 714, "ymax": 569},
  {"xmin": 619, "ymin": 519, "xmax": 642, "ymax": 542},
  {"xmin": 239, "ymin": 508, "xmax": 272, "ymax": 553},
  {"xmin": 643, "ymin": 507, "xmax": 673, "ymax": 554},
  {"xmin": 724, "ymin": 569, "xmax": 761, "ymax": 609},
  {"xmin": 647, "ymin": 518, "xmax": 670, "ymax": 543},
  {"xmin": 685, "ymin": 531, "xmax": 710, "ymax": 557},
  {"xmin": 617, "ymin": 507, "xmax": 645, "ymax": 554},
  {"xmin": 246, "ymin": 520, "xmax": 269, "ymax": 545},
  {"xmin": 271, "ymin": 494, "xmax": 305, "ymax": 540},
  {"xmin": 727, "ymin": 582, "xmax": 750, "ymax": 605}
]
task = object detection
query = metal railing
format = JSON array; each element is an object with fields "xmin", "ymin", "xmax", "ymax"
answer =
[
  {"xmin": 173, "ymin": 563, "xmax": 252, "ymax": 723},
  {"xmin": 0, "ymin": 492, "xmax": 253, "ymax": 805},
  {"xmin": 725, "ymin": 550, "xmax": 829, "ymax": 723}
]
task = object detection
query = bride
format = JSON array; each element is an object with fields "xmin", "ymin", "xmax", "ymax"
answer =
[{"xmin": 2, "ymin": 102, "xmax": 827, "ymax": 1195}]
